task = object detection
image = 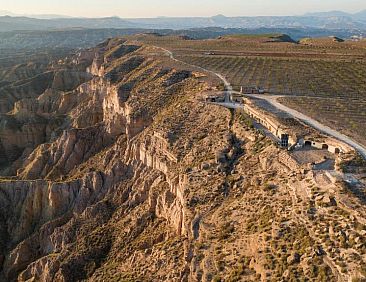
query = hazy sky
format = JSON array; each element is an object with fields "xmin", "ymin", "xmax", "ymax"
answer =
[{"xmin": 0, "ymin": 0, "xmax": 365, "ymax": 18}]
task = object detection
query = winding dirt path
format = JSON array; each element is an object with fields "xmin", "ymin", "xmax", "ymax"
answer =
[{"xmin": 159, "ymin": 47, "xmax": 366, "ymax": 159}]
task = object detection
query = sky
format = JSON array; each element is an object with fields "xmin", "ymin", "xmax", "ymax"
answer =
[{"xmin": 0, "ymin": 0, "xmax": 365, "ymax": 18}]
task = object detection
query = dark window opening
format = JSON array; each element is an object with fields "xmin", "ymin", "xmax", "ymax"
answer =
[
  {"xmin": 305, "ymin": 141, "xmax": 312, "ymax": 147},
  {"xmin": 280, "ymin": 134, "xmax": 289, "ymax": 148}
]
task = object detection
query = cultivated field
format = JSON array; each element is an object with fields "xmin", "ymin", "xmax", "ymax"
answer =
[
  {"xmin": 137, "ymin": 34, "xmax": 366, "ymax": 146},
  {"xmin": 175, "ymin": 55, "xmax": 366, "ymax": 95},
  {"xmin": 278, "ymin": 96, "xmax": 366, "ymax": 146}
]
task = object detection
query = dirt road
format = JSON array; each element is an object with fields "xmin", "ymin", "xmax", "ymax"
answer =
[
  {"xmin": 245, "ymin": 94, "xmax": 366, "ymax": 158},
  {"xmin": 161, "ymin": 47, "xmax": 366, "ymax": 158}
]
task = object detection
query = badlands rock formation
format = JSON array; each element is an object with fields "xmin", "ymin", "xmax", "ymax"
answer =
[{"xmin": 0, "ymin": 37, "xmax": 365, "ymax": 282}]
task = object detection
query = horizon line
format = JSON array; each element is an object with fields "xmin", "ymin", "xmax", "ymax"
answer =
[{"xmin": 0, "ymin": 8, "xmax": 365, "ymax": 20}]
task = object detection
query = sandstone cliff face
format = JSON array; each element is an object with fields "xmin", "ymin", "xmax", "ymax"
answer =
[
  {"xmin": 0, "ymin": 171, "xmax": 110, "ymax": 281},
  {"xmin": 0, "ymin": 38, "xmax": 219, "ymax": 281},
  {"xmin": 0, "ymin": 60, "xmax": 93, "ymax": 176},
  {"xmin": 0, "ymin": 38, "xmax": 365, "ymax": 282}
]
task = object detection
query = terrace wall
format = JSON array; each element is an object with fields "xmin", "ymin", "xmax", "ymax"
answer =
[
  {"xmin": 242, "ymin": 101, "xmax": 296, "ymax": 147},
  {"xmin": 299, "ymin": 138, "xmax": 352, "ymax": 155}
]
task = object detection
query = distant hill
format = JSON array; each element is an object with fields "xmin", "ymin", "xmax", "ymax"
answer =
[
  {"xmin": 0, "ymin": 10, "xmax": 73, "ymax": 19},
  {"xmin": 0, "ymin": 27, "xmax": 364, "ymax": 51},
  {"xmin": 1, "ymin": 9, "xmax": 366, "ymax": 32},
  {"xmin": 0, "ymin": 29, "xmax": 154, "ymax": 49},
  {"xmin": 304, "ymin": 11, "xmax": 352, "ymax": 17},
  {"xmin": 299, "ymin": 36, "xmax": 346, "ymax": 46},
  {"xmin": 354, "ymin": 10, "xmax": 366, "ymax": 21},
  {"xmin": 0, "ymin": 16, "xmax": 136, "ymax": 32},
  {"xmin": 218, "ymin": 33, "xmax": 297, "ymax": 43},
  {"xmin": 305, "ymin": 10, "xmax": 366, "ymax": 23},
  {"xmin": 127, "ymin": 14, "xmax": 366, "ymax": 30}
]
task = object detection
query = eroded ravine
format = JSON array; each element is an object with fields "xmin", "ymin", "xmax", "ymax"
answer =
[
  {"xmin": 0, "ymin": 36, "xmax": 365, "ymax": 282},
  {"xmin": 0, "ymin": 38, "xmax": 231, "ymax": 281}
]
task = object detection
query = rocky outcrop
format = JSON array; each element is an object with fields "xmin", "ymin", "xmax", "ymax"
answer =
[
  {"xmin": 0, "ymin": 59, "xmax": 94, "ymax": 176},
  {"xmin": 0, "ymin": 171, "xmax": 110, "ymax": 281},
  {"xmin": 1, "ymin": 37, "xmax": 365, "ymax": 282},
  {"xmin": 18, "ymin": 125, "xmax": 113, "ymax": 180},
  {"xmin": 0, "ymin": 39, "xmax": 208, "ymax": 280}
]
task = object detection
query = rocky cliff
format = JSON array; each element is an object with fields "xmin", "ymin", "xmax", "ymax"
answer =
[{"xmin": 0, "ymin": 37, "xmax": 365, "ymax": 282}]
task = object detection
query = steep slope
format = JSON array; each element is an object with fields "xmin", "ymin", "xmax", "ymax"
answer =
[
  {"xmin": 0, "ymin": 37, "xmax": 227, "ymax": 281},
  {"xmin": 0, "ymin": 38, "xmax": 365, "ymax": 282}
]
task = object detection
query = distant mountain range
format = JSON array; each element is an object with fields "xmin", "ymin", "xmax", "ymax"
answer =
[
  {"xmin": 0, "ymin": 10, "xmax": 365, "ymax": 33},
  {"xmin": 126, "ymin": 10, "xmax": 366, "ymax": 30},
  {"xmin": 305, "ymin": 10, "xmax": 366, "ymax": 21},
  {"xmin": 0, "ymin": 10, "xmax": 73, "ymax": 19},
  {"xmin": 0, "ymin": 27, "xmax": 364, "ymax": 51}
]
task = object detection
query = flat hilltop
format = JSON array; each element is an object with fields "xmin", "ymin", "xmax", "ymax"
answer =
[
  {"xmin": 218, "ymin": 33, "xmax": 297, "ymax": 43},
  {"xmin": 137, "ymin": 33, "xmax": 366, "ymax": 147},
  {"xmin": 0, "ymin": 34, "xmax": 365, "ymax": 281}
]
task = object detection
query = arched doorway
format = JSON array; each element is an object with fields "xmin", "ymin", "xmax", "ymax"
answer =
[
  {"xmin": 334, "ymin": 148, "xmax": 340, "ymax": 154},
  {"xmin": 322, "ymin": 144, "xmax": 329, "ymax": 150},
  {"xmin": 305, "ymin": 141, "xmax": 312, "ymax": 147}
]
